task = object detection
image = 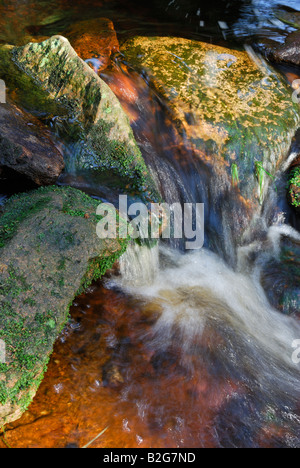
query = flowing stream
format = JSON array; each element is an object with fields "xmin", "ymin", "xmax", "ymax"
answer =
[{"xmin": 0, "ymin": 0, "xmax": 299, "ymax": 449}]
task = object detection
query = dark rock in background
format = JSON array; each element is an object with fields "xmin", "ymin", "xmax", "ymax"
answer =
[{"xmin": 0, "ymin": 101, "xmax": 64, "ymax": 186}]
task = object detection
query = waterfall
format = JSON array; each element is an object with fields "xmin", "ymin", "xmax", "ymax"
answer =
[
  {"xmin": 113, "ymin": 244, "xmax": 300, "ymax": 405},
  {"xmin": 118, "ymin": 241, "xmax": 160, "ymax": 287}
]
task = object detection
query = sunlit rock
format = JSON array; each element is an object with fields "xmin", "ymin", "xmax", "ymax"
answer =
[{"xmin": 122, "ymin": 36, "xmax": 300, "ymax": 214}]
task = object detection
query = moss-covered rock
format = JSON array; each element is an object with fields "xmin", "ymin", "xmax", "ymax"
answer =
[
  {"xmin": 0, "ymin": 186, "xmax": 129, "ymax": 426},
  {"xmin": 0, "ymin": 36, "xmax": 158, "ymax": 202},
  {"xmin": 122, "ymin": 37, "xmax": 300, "ymax": 209}
]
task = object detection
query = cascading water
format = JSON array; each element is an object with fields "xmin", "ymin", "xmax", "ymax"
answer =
[
  {"xmin": 115, "ymin": 239, "xmax": 300, "ymax": 394},
  {"xmin": 109, "ymin": 225, "xmax": 300, "ymax": 446},
  {"xmin": 118, "ymin": 242, "xmax": 160, "ymax": 286}
]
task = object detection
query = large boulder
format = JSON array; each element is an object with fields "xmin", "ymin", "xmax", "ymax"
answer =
[
  {"xmin": 0, "ymin": 36, "xmax": 158, "ymax": 202},
  {"xmin": 0, "ymin": 186, "xmax": 128, "ymax": 426},
  {"xmin": 0, "ymin": 101, "xmax": 64, "ymax": 185},
  {"xmin": 121, "ymin": 37, "xmax": 300, "ymax": 229}
]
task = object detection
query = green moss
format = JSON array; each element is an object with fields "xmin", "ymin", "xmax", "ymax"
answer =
[
  {"xmin": 77, "ymin": 238, "xmax": 128, "ymax": 296},
  {"xmin": 84, "ymin": 120, "xmax": 160, "ymax": 202},
  {"xmin": 0, "ymin": 284, "xmax": 64, "ymax": 410},
  {"xmin": 0, "ymin": 266, "xmax": 31, "ymax": 298},
  {"xmin": 289, "ymin": 167, "xmax": 300, "ymax": 208},
  {"xmin": 0, "ymin": 196, "xmax": 51, "ymax": 249},
  {"xmin": 0, "ymin": 45, "xmax": 66, "ymax": 116}
]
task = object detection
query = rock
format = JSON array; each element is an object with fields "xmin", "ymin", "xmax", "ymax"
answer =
[
  {"xmin": 275, "ymin": 9, "xmax": 300, "ymax": 29},
  {"xmin": 0, "ymin": 36, "xmax": 158, "ymax": 202},
  {"xmin": 0, "ymin": 0, "xmax": 64, "ymax": 45},
  {"xmin": 0, "ymin": 101, "xmax": 64, "ymax": 185},
  {"xmin": 121, "ymin": 36, "xmax": 300, "ymax": 211},
  {"xmin": 102, "ymin": 361, "xmax": 124, "ymax": 388},
  {"xmin": 261, "ymin": 238, "xmax": 300, "ymax": 317},
  {"xmin": 63, "ymin": 18, "xmax": 119, "ymax": 72},
  {"xmin": 0, "ymin": 186, "xmax": 129, "ymax": 426},
  {"xmin": 288, "ymin": 166, "xmax": 300, "ymax": 213},
  {"xmin": 272, "ymin": 30, "xmax": 300, "ymax": 66}
]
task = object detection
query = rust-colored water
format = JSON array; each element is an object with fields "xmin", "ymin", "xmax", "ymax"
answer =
[{"xmin": 0, "ymin": 284, "xmax": 227, "ymax": 448}]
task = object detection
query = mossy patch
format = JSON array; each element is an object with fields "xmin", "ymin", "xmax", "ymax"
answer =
[
  {"xmin": 84, "ymin": 120, "xmax": 159, "ymax": 200},
  {"xmin": 288, "ymin": 166, "xmax": 300, "ymax": 209}
]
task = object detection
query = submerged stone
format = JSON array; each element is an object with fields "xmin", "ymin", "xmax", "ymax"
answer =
[
  {"xmin": 0, "ymin": 186, "xmax": 128, "ymax": 426},
  {"xmin": 63, "ymin": 18, "xmax": 119, "ymax": 72},
  {"xmin": 0, "ymin": 36, "xmax": 158, "ymax": 202},
  {"xmin": 261, "ymin": 238, "xmax": 300, "ymax": 317},
  {"xmin": 122, "ymin": 36, "xmax": 300, "ymax": 213}
]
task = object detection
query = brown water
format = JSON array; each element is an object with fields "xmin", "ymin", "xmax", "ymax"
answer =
[
  {"xmin": 0, "ymin": 0, "xmax": 300, "ymax": 449},
  {"xmin": 0, "ymin": 284, "xmax": 229, "ymax": 448}
]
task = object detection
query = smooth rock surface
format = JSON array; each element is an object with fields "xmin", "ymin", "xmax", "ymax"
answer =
[
  {"xmin": 0, "ymin": 101, "xmax": 64, "ymax": 185},
  {"xmin": 272, "ymin": 30, "xmax": 300, "ymax": 66}
]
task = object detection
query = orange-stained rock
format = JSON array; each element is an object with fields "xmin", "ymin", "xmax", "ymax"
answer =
[{"xmin": 64, "ymin": 18, "xmax": 119, "ymax": 72}]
